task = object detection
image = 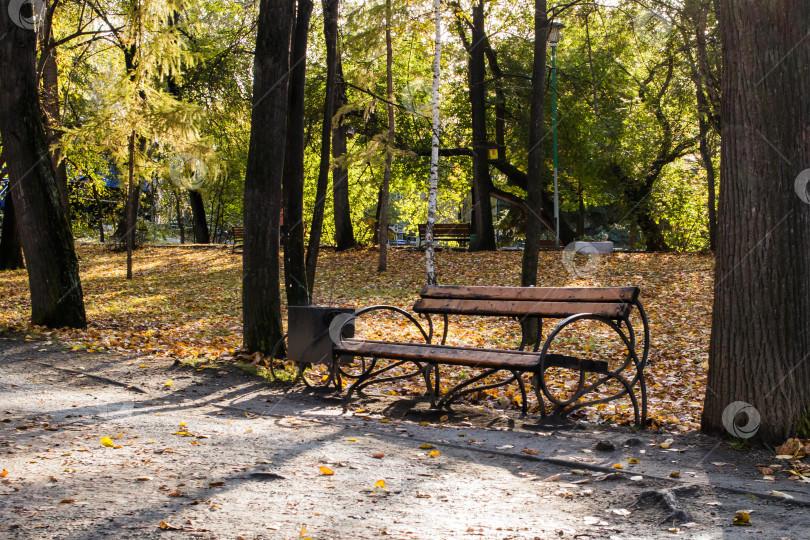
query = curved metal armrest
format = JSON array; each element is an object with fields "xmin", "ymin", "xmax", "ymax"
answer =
[
  {"xmin": 538, "ymin": 313, "xmax": 641, "ymax": 376},
  {"xmin": 632, "ymin": 299, "xmax": 650, "ymax": 369},
  {"xmin": 335, "ymin": 305, "xmax": 431, "ymax": 346}
]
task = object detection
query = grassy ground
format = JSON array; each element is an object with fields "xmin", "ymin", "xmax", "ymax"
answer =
[{"xmin": 0, "ymin": 243, "xmax": 714, "ymax": 431}]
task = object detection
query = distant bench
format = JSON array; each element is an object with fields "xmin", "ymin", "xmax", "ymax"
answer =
[
  {"xmin": 418, "ymin": 223, "xmax": 470, "ymax": 247},
  {"xmin": 330, "ymin": 285, "xmax": 649, "ymax": 425},
  {"xmin": 232, "ymin": 226, "xmax": 244, "ymax": 253}
]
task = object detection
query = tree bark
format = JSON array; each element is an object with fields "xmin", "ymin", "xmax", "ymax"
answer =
[
  {"xmin": 305, "ymin": 0, "xmax": 339, "ymax": 298},
  {"xmin": 521, "ymin": 0, "xmax": 547, "ymax": 288},
  {"xmin": 702, "ymin": 0, "xmax": 810, "ymax": 444},
  {"xmin": 187, "ymin": 189, "xmax": 210, "ymax": 243},
  {"xmin": 468, "ymin": 0, "xmax": 496, "ymax": 251},
  {"xmin": 425, "ymin": 0, "xmax": 442, "ymax": 286},
  {"xmin": 175, "ymin": 189, "xmax": 185, "ymax": 244},
  {"xmin": 377, "ymin": 0, "xmax": 394, "ymax": 272},
  {"xmin": 283, "ymin": 0, "xmax": 313, "ymax": 306},
  {"xmin": 0, "ymin": 2, "xmax": 85, "ymax": 327},
  {"xmin": 0, "ymin": 177, "xmax": 25, "ymax": 270},
  {"xmin": 332, "ymin": 60, "xmax": 355, "ymax": 251},
  {"xmin": 39, "ymin": 9, "xmax": 70, "ymax": 218},
  {"xmin": 520, "ymin": 0, "xmax": 547, "ymax": 346},
  {"xmin": 126, "ymin": 130, "xmax": 137, "ymax": 279},
  {"xmin": 242, "ymin": 0, "xmax": 294, "ymax": 354}
]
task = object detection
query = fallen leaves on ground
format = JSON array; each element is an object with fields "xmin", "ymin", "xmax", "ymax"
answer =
[{"xmin": 0, "ymin": 246, "xmax": 715, "ymax": 432}]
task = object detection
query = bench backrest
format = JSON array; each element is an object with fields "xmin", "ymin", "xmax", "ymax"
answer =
[
  {"xmin": 413, "ymin": 285, "xmax": 638, "ymax": 319},
  {"xmin": 418, "ymin": 223, "xmax": 470, "ymax": 239}
]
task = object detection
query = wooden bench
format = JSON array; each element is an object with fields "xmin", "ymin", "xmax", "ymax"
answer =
[
  {"xmin": 329, "ymin": 286, "xmax": 649, "ymax": 425},
  {"xmin": 232, "ymin": 226, "xmax": 243, "ymax": 253},
  {"xmin": 418, "ymin": 223, "xmax": 470, "ymax": 247}
]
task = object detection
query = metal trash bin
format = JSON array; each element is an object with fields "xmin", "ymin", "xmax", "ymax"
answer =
[{"xmin": 287, "ymin": 306, "xmax": 355, "ymax": 365}]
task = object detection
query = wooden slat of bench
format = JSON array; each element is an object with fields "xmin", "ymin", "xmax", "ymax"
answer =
[
  {"xmin": 418, "ymin": 223, "xmax": 471, "ymax": 240},
  {"xmin": 413, "ymin": 298, "xmax": 631, "ymax": 319},
  {"xmin": 420, "ymin": 285, "xmax": 639, "ymax": 303},
  {"xmin": 335, "ymin": 340, "xmax": 608, "ymax": 372}
]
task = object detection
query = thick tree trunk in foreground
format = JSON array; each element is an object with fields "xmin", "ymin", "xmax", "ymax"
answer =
[
  {"xmin": 283, "ymin": 0, "xmax": 313, "ymax": 306},
  {"xmin": 0, "ymin": 2, "xmax": 85, "ymax": 327},
  {"xmin": 468, "ymin": 0, "xmax": 496, "ymax": 251},
  {"xmin": 521, "ymin": 0, "xmax": 547, "ymax": 288},
  {"xmin": 0, "ymin": 178, "xmax": 25, "ymax": 270},
  {"xmin": 242, "ymin": 0, "xmax": 294, "ymax": 354},
  {"xmin": 332, "ymin": 61, "xmax": 355, "ymax": 251},
  {"xmin": 702, "ymin": 0, "xmax": 810, "ymax": 443},
  {"xmin": 305, "ymin": 0, "xmax": 339, "ymax": 298},
  {"xmin": 39, "ymin": 22, "xmax": 70, "ymax": 218},
  {"xmin": 377, "ymin": 0, "xmax": 394, "ymax": 272},
  {"xmin": 188, "ymin": 189, "xmax": 210, "ymax": 244}
]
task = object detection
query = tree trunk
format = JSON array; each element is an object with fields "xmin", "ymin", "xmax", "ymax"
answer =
[
  {"xmin": 520, "ymin": 0, "xmax": 547, "ymax": 346},
  {"xmin": 39, "ymin": 18, "xmax": 70, "ymax": 218},
  {"xmin": 332, "ymin": 60, "xmax": 355, "ymax": 251},
  {"xmin": 175, "ymin": 189, "xmax": 185, "ymax": 244},
  {"xmin": 702, "ymin": 0, "xmax": 810, "ymax": 444},
  {"xmin": 425, "ymin": 0, "xmax": 441, "ymax": 286},
  {"xmin": 377, "ymin": 0, "xmax": 394, "ymax": 272},
  {"xmin": 92, "ymin": 183, "xmax": 104, "ymax": 243},
  {"xmin": 242, "ymin": 0, "xmax": 294, "ymax": 354},
  {"xmin": 187, "ymin": 189, "xmax": 210, "ymax": 243},
  {"xmin": 698, "ymin": 112, "xmax": 717, "ymax": 251},
  {"xmin": 126, "ymin": 130, "xmax": 137, "ymax": 279},
  {"xmin": 283, "ymin": 0, "xmax": 313, "ymax": 306},
  {"xmin": 468, "ymin": 0, "xmax": 496, "ymax": 251},
  {"xmin": 0, "ymin": 177, "xmax": 25, "ymax": 270},
  {"xmin": 521, "ymin": 0, "xmax": 547, "ymax": 288},
  {"xmin": 0, "ymin": 4, "xmax": 85, "ymax": 327},
  {"xmin": 305, "ymin": 0, "xmax": 339, "ymax": 298}
]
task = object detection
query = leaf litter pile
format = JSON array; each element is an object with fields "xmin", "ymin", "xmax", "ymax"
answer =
[{"xmin": 1, "ymin": 245, "xmax": 712, "ymax": 433}]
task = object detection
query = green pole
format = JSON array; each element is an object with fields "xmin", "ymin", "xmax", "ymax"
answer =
[{"xmin": 552, "ymin": 43, "xmax": 559, "ymax": 247}]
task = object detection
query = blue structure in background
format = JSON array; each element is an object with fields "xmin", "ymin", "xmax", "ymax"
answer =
[{"xmin": 0, "ymin": 177, "xmax": 8, "ymax": 211}]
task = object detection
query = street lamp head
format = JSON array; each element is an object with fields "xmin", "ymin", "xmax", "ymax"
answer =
[{"xmin": 547, "ymin": 21, "xmax": 565, "ymax": 47}]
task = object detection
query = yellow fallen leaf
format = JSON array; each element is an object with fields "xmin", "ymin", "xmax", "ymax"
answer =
[
  {"xmin": 670, "ymin": 471, "xmax": 680, "ymax": 478},
  {"xmin": 374, "ymin": 479, "xmax": 386, "ymax": 489},
  {"xmin": 420, "ymin": 422, "xmax": 429, "ymax": 426},
  {"xmin": 523, "ymin": 449, "xmax": 539, "ymax": 455},
  {"xmin": 299, "ymin": 525, "xmax": 307, "ymax": 538},
  {"xmin": 379, "ymin": 419, "xmax": 390, "ymax": 423},
  {"xmin": 440, "ymin": 415, "xmax": 449, "ymax": 422},
  {"xmin": 429, "ymin": 450, "xmax": 440, "ymax": 457},
  {"xmin": 100, "ymin": 437, "xmax": 115, "ymax": 448},
  {"xmin": 629, "ymin": 457, "xmax": 640, "ymax": 464},
  {"xmin": 347, "ymin": 438, "xmax": 357, "ymax": 442},
  {"xmin": 173, "ymin": 431, "xmax": 193, "ymax": 436},
  {"xmin": 60, "ymin": 499, "xmax": 75, "ymax": 504},
  {"xmin": 0, "ymin": 470, "xmax": 7, "ymax": 478},
  {"xmin": 419, "ymin": 444, "xmax": 435, "ymax": 449},
  {"xmin": 659, "ymin": 438, "xmax": 674, "ymax": 449},
  {"xmin": 244, "ymin": 429, "xmax": 253, "ymax": 434},
  {"xmin": 139, "ymin": 364, "xmax": 147, "ymax": 368},
  {"xmin": 164, "ymin": 381, "xmax": 173, "ymax": 387},
  {"xmin": 319, "ymin": 466, "xmax": 334, "ymax": 475},
  {"xmin": 179, "ymin": 422, "xmax": 187, "ymax": 426},
  {"xmin": 355, "ymin": 409, "xmax": 366, "ymax": 414},
  {"xmin": 733, "ymin": 511, "xmax": 751, "ymax": 526},
  {"xmin": 613, "ymin": 464, "xmax": 623, "ymax": 469}
]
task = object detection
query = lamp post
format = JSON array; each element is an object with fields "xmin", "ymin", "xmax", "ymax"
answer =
[{"xmin": 548, "ymin": 21, "xmax": 564, "ymax": 248}]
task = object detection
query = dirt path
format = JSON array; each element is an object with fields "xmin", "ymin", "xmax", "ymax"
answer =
[{"xmin": 1, "ymin": 334, "xmax": 808, "ymax": 539}]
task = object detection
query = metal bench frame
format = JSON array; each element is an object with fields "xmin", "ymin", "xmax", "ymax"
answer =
[{"xmin": 326, "ymin": 286, "xmax": 649, "ymax": 425}]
